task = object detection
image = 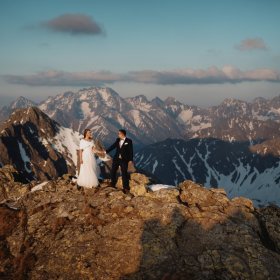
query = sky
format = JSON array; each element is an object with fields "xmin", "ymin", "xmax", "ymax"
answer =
[{"xmin": 0, "ymin": 0, "xmax": 280, "ymax": 107}]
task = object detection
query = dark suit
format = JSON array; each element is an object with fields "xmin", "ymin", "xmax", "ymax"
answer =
[{"xmin": 106, "ymin": 137, "xmax": 133, "ymax": 189}]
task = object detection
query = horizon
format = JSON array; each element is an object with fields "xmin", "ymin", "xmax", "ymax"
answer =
[{"xmin": 1, "ymin": 0, "xmax": 280, "ymax": 107}]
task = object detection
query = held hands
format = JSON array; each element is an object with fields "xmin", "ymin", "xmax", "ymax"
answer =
[
  {"xmin": 92, "ymin": 147, "xmax": 106, "ymax": 157},
  {"xmin": 92, "ymin": 147, "xmax": 102, "ymax": 153}
]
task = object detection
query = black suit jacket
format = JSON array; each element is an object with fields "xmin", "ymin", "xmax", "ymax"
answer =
[{"xmin": 106, "ymin": 137, "xmax": 133, "ymax": 162}]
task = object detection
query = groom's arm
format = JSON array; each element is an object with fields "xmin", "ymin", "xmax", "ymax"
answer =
[{"xmin": 106, "ymin": 139, "xmax": 118, "ymax": 154}]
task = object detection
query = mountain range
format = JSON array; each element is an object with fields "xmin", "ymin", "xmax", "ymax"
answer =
[{"xmin": 1, "ymin": 87, "xmax": 280, "ymax": 147}]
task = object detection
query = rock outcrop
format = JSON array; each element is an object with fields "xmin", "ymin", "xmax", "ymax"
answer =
[
  {"xmin": 1, "ymin": 171, "xmax": 280, "ymax": 279},
  {"xmin": 0, "ymin": 165, "xmax": 30, "ymax": 202},
  {"xmin": 250, "ymin": 138, "xmax": 280, "ymax": 157}
]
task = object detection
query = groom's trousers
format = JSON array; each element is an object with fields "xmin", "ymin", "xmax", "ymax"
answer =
[{"xmin": 111, "ymin": 158, "xmax": 130, "ymax": 189}]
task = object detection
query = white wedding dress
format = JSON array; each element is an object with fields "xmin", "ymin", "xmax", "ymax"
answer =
[{"xmin": 77, "ymin": 139, "xmax": 100, "ymax": 188}]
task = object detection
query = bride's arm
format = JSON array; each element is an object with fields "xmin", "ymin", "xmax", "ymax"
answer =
[
  {"xmin": 80, "ymin": 149, "xmax": 83, "ymax": 164},
  {"xmin": 92, "ymin": 147, "xmax": 103, "ymax": 154}
]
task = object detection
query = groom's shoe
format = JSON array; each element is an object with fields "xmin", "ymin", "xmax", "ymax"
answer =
[{"xmin": 123, "ymin": 188, "xmax": 130, "ymax": 194}]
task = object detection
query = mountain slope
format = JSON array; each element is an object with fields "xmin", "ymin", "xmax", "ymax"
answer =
[
  {"xmin": 135, "ymin": 138, "xmax": 280, "ymax": 206},
  {"xmin": 0, "ymin": 107, "xmax": 80, "ymax": 181}
]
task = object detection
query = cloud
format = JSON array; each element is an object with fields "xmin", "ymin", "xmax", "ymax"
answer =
[
  {"xmin": 4, "ymin": 70, "xmax": 120, "ymax": 86},
  {"xmin": 4, "ymin": 66, "xmax": 280, "ymax": 87},
  {"xmin": 41, "ymin": 14, "xmax": 104, "ymax": 35},
  {"xmin": 235, "ymin": 37, "xmax": 268, "ymax": 51}
]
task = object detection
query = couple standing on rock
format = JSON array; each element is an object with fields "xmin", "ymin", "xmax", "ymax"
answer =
[{"xmin": 77, "ymin": 129, "xmax": 134, "ymax": 194}]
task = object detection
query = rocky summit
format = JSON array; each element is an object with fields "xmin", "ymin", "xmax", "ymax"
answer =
[
  {"xmin": 0, "ymin": 107, "xmax": 80, "ymax": 182},
  {"xmin": 1, "ymin": 166, "xmax": 280, "ymax": 280}
]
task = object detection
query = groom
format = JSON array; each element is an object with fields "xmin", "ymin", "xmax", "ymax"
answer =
[{"xmin": 105, "ymin": 129, "xmax": 133, "ymax": 193}]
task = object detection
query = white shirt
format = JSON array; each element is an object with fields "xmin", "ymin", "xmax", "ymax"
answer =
[{"xmin": 119, "ymin": 137, "xmax": 126, "ymax": 147}]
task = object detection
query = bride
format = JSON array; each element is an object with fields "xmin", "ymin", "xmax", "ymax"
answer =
[{"xmin": 77, "ymin": 128, "xmax": 100, "ymax": 188}]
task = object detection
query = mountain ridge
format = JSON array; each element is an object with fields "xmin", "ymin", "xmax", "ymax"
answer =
[
  {"xmin": 1, "ymin": 87, "xmax": 280, "ymax": 147},
  {"xmin": 135, "ymin": 138, "xmax": 280, "ymax": 207}
]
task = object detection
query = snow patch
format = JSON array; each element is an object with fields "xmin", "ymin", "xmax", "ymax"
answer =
[
  {"xmin": 53, "ymin": 127, "xmax": 80, "ymax": 165},
  {"xmin": 117, "ymin": 114, "xmax": 126, "ymax": 127},
  {"xmin": 152, "ymin": 160, "xmax": 158, "ymax": 173},
  {"xmin": 130, "ymin": 110, "xmax": 141, "ymax": 127},
  {"xmin": 177, "ymin": 109, "xmax": 193, "ymax": 124},
  {"xmin": 148, "ymin": 184, "xmax": 176, "ymax": 191},
  {"xmin": 18, "ymin": 141, "xmax": 32, "ymax": 173},
  {"xmin": 81, "ymin": 102, "xmax": 92, "ymax": 118}
]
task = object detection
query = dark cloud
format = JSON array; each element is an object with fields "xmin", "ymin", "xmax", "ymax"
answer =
[
  {"xmin": 41, "ymin": 14, "xmax": 104, "ymax": 36},
  {"xmin": 4, "ymin": 71, "xmax": 121, "ymax": 87},
  {"xmin": 4, "ymin": 66, "xmax": 280, "ymax": 87},
  {"xmin": 235, "ymin": 37, "xmax": 268, "ymax": 51}
]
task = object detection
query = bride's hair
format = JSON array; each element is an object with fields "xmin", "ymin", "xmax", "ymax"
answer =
[{"xmin": 83, "ymin": 128, "xmax": 92, "ymax": 139}]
